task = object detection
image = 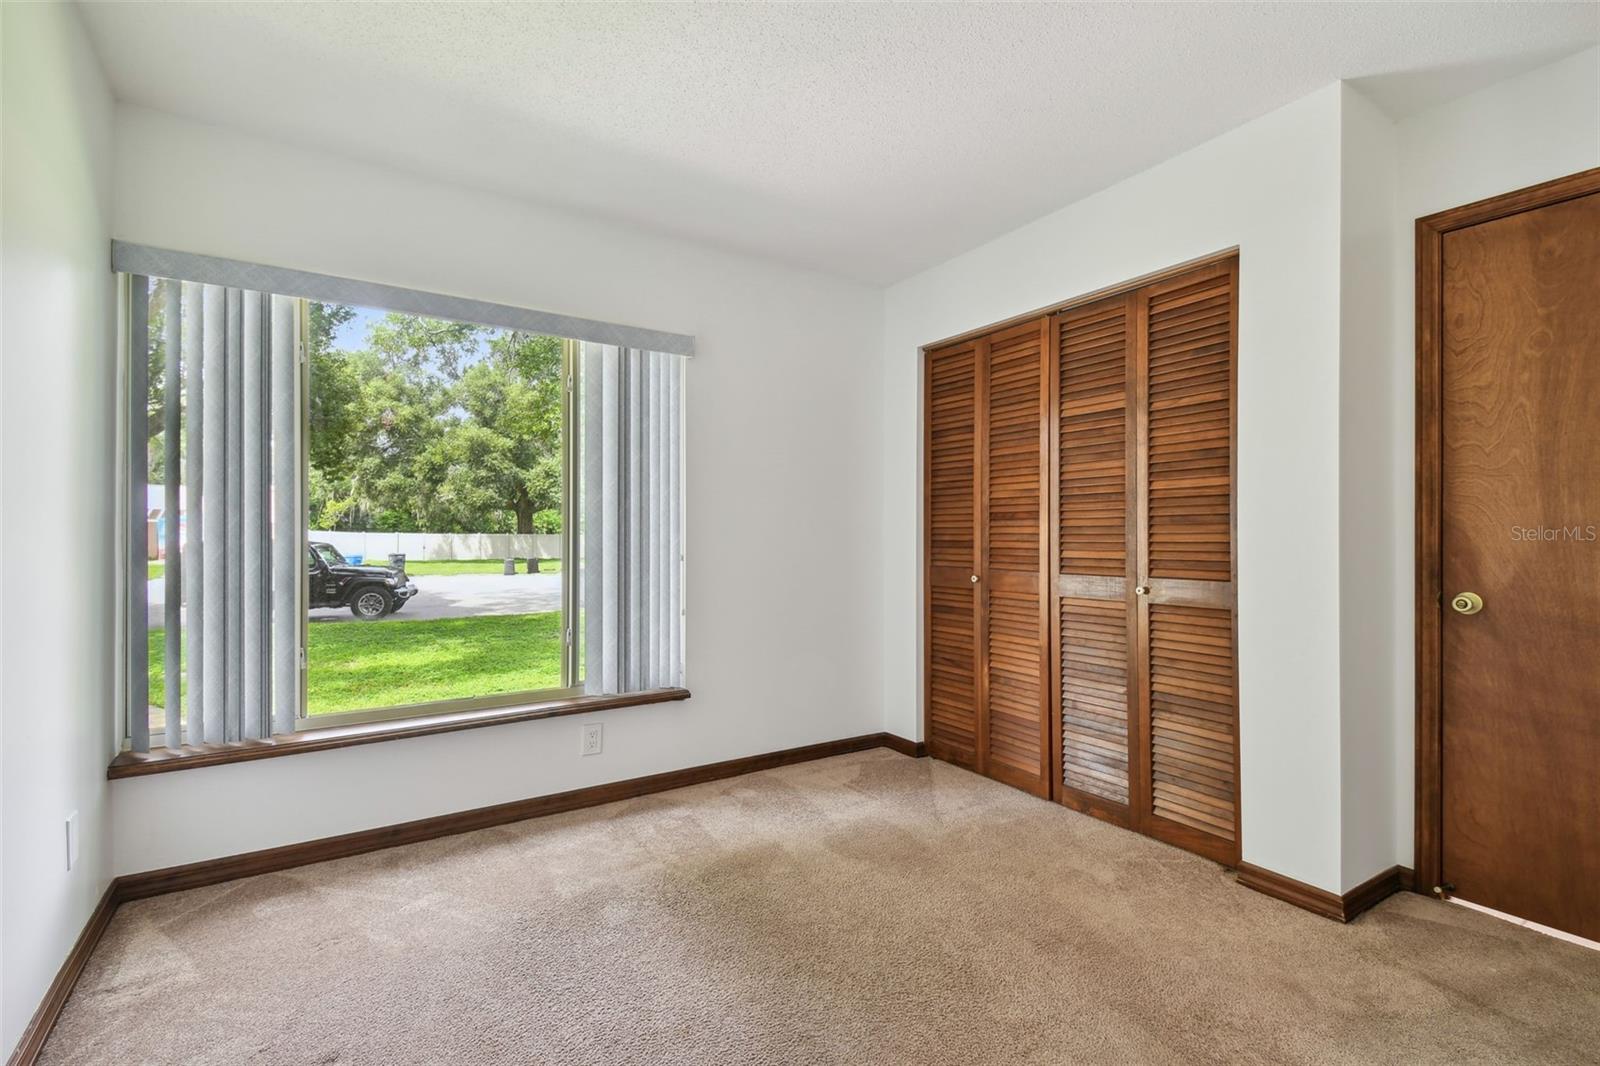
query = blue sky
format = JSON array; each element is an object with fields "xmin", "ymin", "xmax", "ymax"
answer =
[
  {"xmin": 332, "ymin": 304, "xmax": 387, "ymax": 350},
  {"xmin": 329, "ymin": 305, "xmax": 505, "ymax": 370}
]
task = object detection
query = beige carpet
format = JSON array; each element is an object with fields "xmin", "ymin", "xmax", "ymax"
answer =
[{"xmin": 42, "ymin": 750, "xmax": 1600, "ymax": 1065}]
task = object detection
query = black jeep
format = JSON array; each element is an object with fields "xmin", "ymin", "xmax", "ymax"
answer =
[{"xmin": 308, "ymin": 542, "xmax": 419, "ymax": 620}]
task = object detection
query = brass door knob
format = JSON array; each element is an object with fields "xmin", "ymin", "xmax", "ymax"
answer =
[{"xmin": 1450, "ymin": 592, "xmax": 1484, "ymax": 615}]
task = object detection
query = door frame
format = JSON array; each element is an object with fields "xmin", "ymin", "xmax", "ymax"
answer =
[{"xmin": 1413, "ymin": 166, "xmax": 1600, "ymax": 896}]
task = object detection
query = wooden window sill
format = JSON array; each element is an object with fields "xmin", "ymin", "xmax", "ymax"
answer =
[{"xmin": 107, "ymin": 688, "xmax": 691, "ymax": 779}]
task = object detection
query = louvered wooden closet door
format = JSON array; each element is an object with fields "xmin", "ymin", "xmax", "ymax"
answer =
[
  {"xmin": 1133, "ymin": 260, "xmax": 1240, "ymax": 863},
  {"xmin": 1055, "ymin": 295, "xmax": 1136, "ymax": 818},
  {"xmin": 925, "ymin": 258, "xmax": 1235, "ymax": 847},
  {"xmin": 925, "ymin": 340, "xmax": 980, "ymax": 768},
  {"xmin": 980, "ymin": 319, "xmax": 1052, "ymax": 796},
  {"xmin": 1051, "ymin": 257, "xmax": 1239, "ymax": 865}
]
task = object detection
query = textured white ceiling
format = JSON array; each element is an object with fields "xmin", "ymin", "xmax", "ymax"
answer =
[{"xmin": 77, "ymin": 2, "xmax": 1599, "ymax": 284}]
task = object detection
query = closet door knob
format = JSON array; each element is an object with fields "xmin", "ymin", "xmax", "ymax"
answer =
[
  {"xmin": 1134, "ymin": 584, "xmax": 1150, "ymax": 596},
  {"xmin": 970, "ymin": 574, "xmax": 980, "ymax": 584}
]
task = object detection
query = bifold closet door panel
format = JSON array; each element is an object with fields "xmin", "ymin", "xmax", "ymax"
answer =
[
  {"xmin": 1137, "ymin": 261, "xmax": 1240, "ymax": 863},
  {"xmin": 924, "ymin": 255, "xmax": 1235, "ymax": 844},
  {"xmin": 1055, "ymin": 296, "xmax": 1136, "ymax": 817},
  {"xmin": 981, "ymin": 319, "xmax": 1052, "ymax": 796},
  {"xmin": 925, "ymin": 339, "xmax": 980, "ymax": 768}
]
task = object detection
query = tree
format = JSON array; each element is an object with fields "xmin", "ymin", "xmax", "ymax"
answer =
[
  {"xmin": 144, "ymin": 279, "xmax": 175, "ymax": 483},
  {"xmin": 305, "ymin": 309, "xmax": 566, "ymax": 539},
  {"xmin": 427, "ymin": 332, "xmax": 563, "ymax": 534},
  {"xmin": 149, "ymin": 296, "xmax": 360, "ymax": 486}
]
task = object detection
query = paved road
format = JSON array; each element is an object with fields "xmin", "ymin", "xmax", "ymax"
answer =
[{"xmin": 148, "ymin": 572, "xmax": 563, "ymax": 627}]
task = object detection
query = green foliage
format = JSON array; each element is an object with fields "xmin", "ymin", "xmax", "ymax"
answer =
[
  {"xmin": 144, "ymin": 278, "xmax": 176, "ymax": 483},
  {"xmin": 308, "ymin": 301, "xmax": 356, "ymax": 356},
  {"xmin": 307, "ymin": 348, "xmax": 364, "ymax": 476},
  {"xmin": 531, "ymin": 508, "xmax": 562, "ymax": 534},
  {"xmin": 306, "ymin": 305, "xmax": 567, "ymax": 535}
]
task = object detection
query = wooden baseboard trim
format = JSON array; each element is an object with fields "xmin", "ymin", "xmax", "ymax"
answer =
[
  {"xmin": 879, "ymin": 733, "xmax": 927, "ymax": 758},
  {"xmin": 7, "ymin": 731, "xmax": 922, "ymax": 1064},
  {"xmin": 1342, "ymin": 864, "xmax": 1416, "ymax": 921},
  {"xmin": 117, "ymin": 732, "xmax": 921, "ymax": 901},
  {"xmin": 121, "ymin": 731, "xmax": 895, "ymax": 898},
  {"xmin": 1237, "ymin": 862, "xmax": 1415, "ymax": 923},
  {"xmin": 1236, "ymin": 863, "xmax": 1347, "ymax": 921},
  {"xmin": 5, "ymin": 883, "xmax": 118, "ymax": 1066}
]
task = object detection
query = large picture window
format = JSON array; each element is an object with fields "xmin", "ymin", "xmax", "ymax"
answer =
[{"xmin": 119, "ymin": 250, "xmax": 687, "ymax": 752}]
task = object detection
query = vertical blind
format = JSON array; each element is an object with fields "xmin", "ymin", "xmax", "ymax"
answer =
[
  {"xmin": 122, "ymin": 244, "xmax": 693, "ymax": 749},
  {"xmin": 127, "ymin": 278, "xmax": 300, "ymax": 751},
  {"xmin": 581, "ymin": 344, "xmax": 685, "ymax": 693}
]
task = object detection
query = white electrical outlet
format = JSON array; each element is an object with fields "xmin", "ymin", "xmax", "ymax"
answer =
[
  {"xmin": 581, "ymin": 723, "xmax": 603, "ymax": 756},
  {"xmin": 65, "ymin": 811, "xmax": 79, "ymax": 871}
]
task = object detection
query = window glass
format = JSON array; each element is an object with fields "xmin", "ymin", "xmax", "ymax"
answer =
[{"xmin": 301, "ymin": 304, "xmax": 576, "ymax": 723}]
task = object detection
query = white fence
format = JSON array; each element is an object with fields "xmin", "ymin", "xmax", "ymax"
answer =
[{"xmin": 310, "ymin": 530, "xmax": 562, "ymax": 562}]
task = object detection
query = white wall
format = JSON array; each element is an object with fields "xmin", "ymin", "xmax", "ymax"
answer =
[
  {"xmin": 1337, "ymin": 84, "xmax": 1401, "ymax": 891},
  {"xmin": 881, "ymin": 87, "xmax": 1350, "ymax": 891},
  {"xmin": 1383, "ymin": 46, "xmax": 1600, "ymax": 868},
  {"xmin": 110, "ymin": 106, "xmax": 886, "ymax": 874},
  {"xmin": 0, "ymin": 2, "xmax": 118, "ymax": 1054}
]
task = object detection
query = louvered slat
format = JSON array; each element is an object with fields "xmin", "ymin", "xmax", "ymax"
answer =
[
  {"xmin": 929, "ymin": 344, "xmax": 976, "ymax": 571},
  {"xmin": 926, "ymin": 342, "xmax": 978, "ymax": 761},
  {"xmin": 1057, "ymin": 297, "xmax": 1132, "ymax": 807},
  {"xmin": 1058, "ymin": 299, "xmax": 1128, "ymax": 577},
  {"xmin": 1147, "ymin": 275, "xmax": 1232, "ymax": 581},
  {"xmin": 929, "ymin": 584, "xmax": 976, "ymax": 755},
  {"xmin": 985, "ymin": 324, "xmax": 1045, "ymax": 789},
  {"xmin": 988, "ymin": 589, "xmax": 1041, "ymax": 777},
  {"xmin": 1148, "ymin": 604, "xmax": 1236, "ymax": 841},
  {"xmin": 1061, "ymin": 596, "xmax": 1129, "ymax": 802},
  {"xmin": 987, "ymin": 329, "xmax": 1041, "ymax": 575}
]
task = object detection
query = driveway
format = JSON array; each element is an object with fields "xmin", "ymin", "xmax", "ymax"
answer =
[
  {"xmin": 148, "ymin": 572, "xmax": 563, "ymax": 628},
  {"xmin": 338, "ymin": 572, "xmax": 563, "ymax": 622}
]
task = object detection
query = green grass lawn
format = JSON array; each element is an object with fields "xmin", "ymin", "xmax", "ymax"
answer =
[
  {"xmin": 148, "ymin": 611, "xmax": 564, "ymax": 716},
  {"xmin": 148, "ymin": 561, "xmax": 164, "ymax": 581},
  {"xmin": 399, "ymin": 558, "xmax": 561, "ymax": 576}
]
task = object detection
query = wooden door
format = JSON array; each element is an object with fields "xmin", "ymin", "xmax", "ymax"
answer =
[
  {"xmin": 1056, "ymin": 294, "xmax": 1138, "ymax": 819},
  {"xmin": 924, "ymin": 320, "xmax": 1051, "ymax": 794},
  {"xmin": 925, "ymin": 338, "xmax": 980, "ymax": 769},
  {"xmin": 1436, "ymin": 187, "xmax": 1600, "ymax": 942},
  {"xmin": 980, "ymin": 319, "xmax": 1052, "ymax": 796},
  {"xmin": 1053, "ymin": 258, "xmax": 1240, "ymax": 865},
  {"xmin": 1134, "ymin": 262, "xmax": 1240, "ymax": 864}
]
